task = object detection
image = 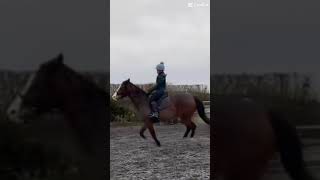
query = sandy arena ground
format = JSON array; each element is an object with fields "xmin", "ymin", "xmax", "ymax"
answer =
[{"xmin": 110, "ymin": 120, "xmax": 210, "ymax": 180}]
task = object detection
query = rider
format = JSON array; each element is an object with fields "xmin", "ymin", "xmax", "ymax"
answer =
[{"xmin": 147, "ymin": 62, "xmax": 167, "ymax": 122}]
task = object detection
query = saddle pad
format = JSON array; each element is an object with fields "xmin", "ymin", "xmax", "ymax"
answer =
[{"xmin": 157, "ymin": 96, "xmax": 171, "ymax": 110}]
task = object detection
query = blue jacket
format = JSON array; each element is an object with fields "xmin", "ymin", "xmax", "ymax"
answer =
[{"xmin": 148, "ymin": 72, "xmax": 166, "ymax": 93}]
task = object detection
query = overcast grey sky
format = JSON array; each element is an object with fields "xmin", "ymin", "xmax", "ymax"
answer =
[
  {"xmin": 3, "ymin": 0, "xmax": 320, "ymax": 88},
  {"xmin": 110, "ymin": 0, "xmax": 210, "ymax": 86},
  {"xmin": 0, "ymin": 0, "xmax": 107, "ymax": 71},
  {"xmin": 214, "ymin": 0, "xmax": 320, "ymax": 74}
]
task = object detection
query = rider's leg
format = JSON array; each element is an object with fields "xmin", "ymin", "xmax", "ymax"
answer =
[
  {"xmin": 148, "ymin": 91, "xmax": 162, "ymax": 121},
  {"xmin": 150, "ymin": 101, "xmax": 159, "ymax": 117}
]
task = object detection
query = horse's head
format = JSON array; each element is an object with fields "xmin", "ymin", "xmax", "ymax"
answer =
[
  {"xmin": 111, "ymin": 79, "xmax": 133, "ymax": 101},
  {"xmin": 112, "ymin": 78, "xmax": 147, "ymax": 101},
  {"xmin": 7, "ymin": 54, "xmax": 64, "ymax": 123}
]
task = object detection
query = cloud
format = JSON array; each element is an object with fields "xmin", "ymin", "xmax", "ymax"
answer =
[
  {"xmin": 111, "ymin": 0, "xmax": 210, "ymax": 86},
  {"xmin": 0, "ymin": 0, "xmax": 107, "ymax": 71}
]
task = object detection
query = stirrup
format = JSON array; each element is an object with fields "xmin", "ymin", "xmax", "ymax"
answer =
[
  {"xmin": 149, "ymin": 113, "xmax": 159, "ymax": 122},
  {"xmin": 149, "ymin": 112, "xmax": 158, "ymax": 118}
]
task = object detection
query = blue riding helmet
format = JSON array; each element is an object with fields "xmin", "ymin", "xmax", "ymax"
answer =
[{"xmin": 156, "ymin": 62, "xmax": 165, "ymax": 71}]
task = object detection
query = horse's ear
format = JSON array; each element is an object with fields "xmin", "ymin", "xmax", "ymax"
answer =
[
  {"xmin": 56, "ymin": 53, "xmax": 64, "ymax": 64},
  {"xmin": 128, "ymin": 78, "xmax": 130, "ymax": 82}
]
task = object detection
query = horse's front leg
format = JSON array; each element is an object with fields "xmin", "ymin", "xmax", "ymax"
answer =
[
  {"xmin": 139, "ymin": 124, "xmax": 147, "ymax": 139},
  {"xmin": 146, "ymin": 119, "xmax": 161, "ymax": 146}
]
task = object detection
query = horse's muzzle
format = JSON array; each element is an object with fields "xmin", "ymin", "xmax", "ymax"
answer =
[{"xmin": 112, "ymin": 93, "xmax": 119, "ymax": 101}]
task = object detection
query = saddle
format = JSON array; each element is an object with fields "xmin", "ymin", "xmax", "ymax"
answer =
[{"xmin": 156, "ymin": 92, "xmax": 171, "ymax": 111}]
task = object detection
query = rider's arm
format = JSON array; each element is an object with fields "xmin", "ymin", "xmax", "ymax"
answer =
[
  {"xmin": 147, "ymin": 82, "xmax": 159, "ymax": 94},
  {"xmin": 147, "ymin": 75, "xmax": 165, "ymax": 94},
  {"xmin": 147, "ymin": 86, "xmax": 156, "ymax": 94}
]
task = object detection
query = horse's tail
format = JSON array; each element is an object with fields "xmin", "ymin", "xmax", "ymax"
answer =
[
  {"xmin": 269, "ymin": 111, "xmax": 314, "ymax": 180},
  {"xmin": 194, "ymin": 96, "xmax": 210, "ymax": 125}
]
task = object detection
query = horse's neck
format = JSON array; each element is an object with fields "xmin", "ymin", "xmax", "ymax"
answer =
[
  {"xmin": 129, "ymin": 94, "xmax": 149, "ymax": 111},
  {"xmin": 63, "ymin": 94, "xmax": 107, "ymax": 155}
]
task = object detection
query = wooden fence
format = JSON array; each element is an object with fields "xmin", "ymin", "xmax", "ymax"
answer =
[
  {"xmin": 110, "ymin": 84, "xmax": 209, "ymax": 96},
  {"xmin": 297, "ymin": 126, "xmax": 320, "ymax": 138},
  {"xmin": 212, "ymin": 73, "xmax": 317, "ymax": 101}
]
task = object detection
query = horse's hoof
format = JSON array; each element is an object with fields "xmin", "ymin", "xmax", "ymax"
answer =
[
  {"xmin": 156, "ymin": 141, "xmax": 161, "ymax": 147},
  {"xmin": 190, "ymin": 133, "xmax": 195, "ymax": 138},
  {"xmin": 140, "ymin": 134, "xmax": 146, "ymax": 139}
]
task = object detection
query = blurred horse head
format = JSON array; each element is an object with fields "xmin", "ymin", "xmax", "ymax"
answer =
[
  {"xmin": 6, "ymin": 53, "xmax": 108, "ymax": 180},
  {"xmin": 7, "ymin": 54, "xmax": 65, "ymax": 123}
]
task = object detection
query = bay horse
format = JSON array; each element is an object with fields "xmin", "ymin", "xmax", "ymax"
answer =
[
  {"xmin": 112, "ymin": 79, "xmax": 210, "ymax": 146},
  {"xmin": 214, "ymin": 95, "xmax": 314, "ymax": 180},
  {"xmin": 6, "ymin": 54, "xmax": 108, "ymax": 180}
]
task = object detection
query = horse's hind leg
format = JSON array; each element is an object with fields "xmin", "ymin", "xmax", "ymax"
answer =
[
  {"xmin": 190, "ymin": 121, "xmax": 197, "ymax": 138},
  {"xmin": 182, "ymin": 117, "xmax": 194, "ymax": 138},
  {"xmin": 182, "ymin": 119, "xmax": 191, "ymax": 138},
  {"xmin": 146, "ymin": 121, "xmax": 161, "ymax": 146},
  {"xmin": 183, "ymin": 126, "xmax": 191, "ymax": 138},
  {"xmin": 140, "ymin": 124, "xmax": 147, "ymax": 139}
]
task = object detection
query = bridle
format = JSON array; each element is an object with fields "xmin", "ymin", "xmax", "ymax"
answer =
[{"xmin": 16, "ymin": 90, "xmax": 59, "ymax": 115}]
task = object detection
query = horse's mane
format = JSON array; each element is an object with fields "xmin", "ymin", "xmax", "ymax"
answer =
[
  {"xmin": 61, "ymin": 65, "xmax": 108, "ymax": 98},
  {"xmin": 40, "ymin": 55, "xmax": 108, "ymax": 101},
  {"xmin": 128, "ymin": 81, "xmax": 147, "ymax": 96}
]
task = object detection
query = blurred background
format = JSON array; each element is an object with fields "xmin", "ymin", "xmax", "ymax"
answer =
[{"xmin": 0, "ymin": 0, "xmax": 107, "ymax": 179}]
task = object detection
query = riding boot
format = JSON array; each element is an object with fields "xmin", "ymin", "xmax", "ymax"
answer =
[{"xmin": 149, "ymin": 101, "xmax": 160, "ymax": 123}]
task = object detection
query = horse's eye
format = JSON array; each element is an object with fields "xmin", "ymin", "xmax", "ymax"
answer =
[{"xmin": 10, "ymin": 110, "xmax": 16, "ymax": 115}]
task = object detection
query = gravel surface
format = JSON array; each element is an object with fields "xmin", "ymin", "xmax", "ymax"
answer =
[{"xmin": 110, "ymin": 122, "xmax": 210, "ymax": 180}]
